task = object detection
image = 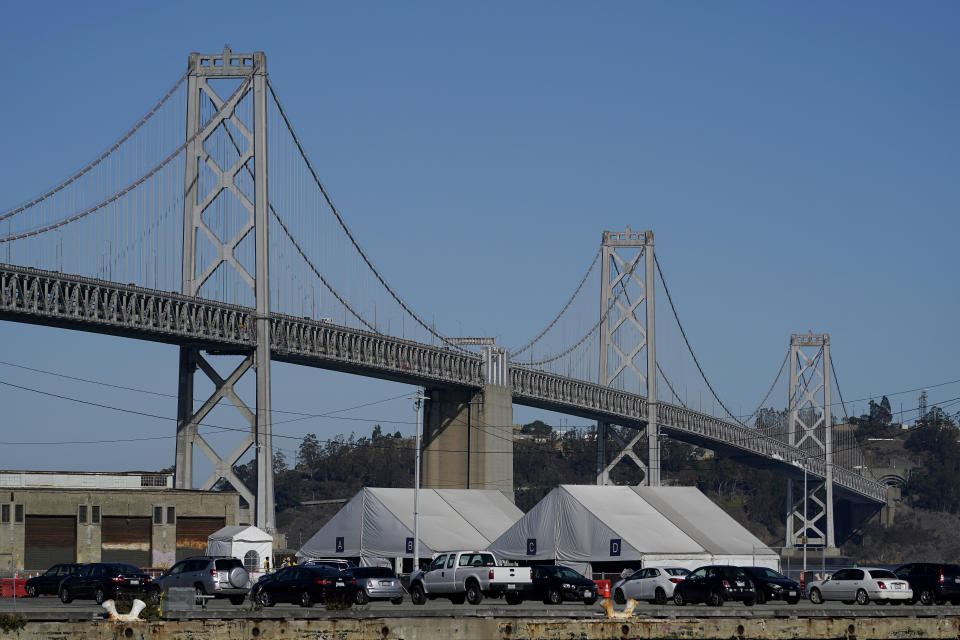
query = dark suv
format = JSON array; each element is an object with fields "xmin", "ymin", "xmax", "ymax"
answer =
[
  {"xmin": 740, "ymin": 566, "xmax": 801, "ymax": 604},
  {"xmin": 673, "ymin": 565, "xmax": 757, "ymax": 606},
  {"xmin": 25, "ymin": 563, "xmax": 83, "ymax": 597},
  {"xmin": 58, "ymin": 563, "xmax": 159, "ymax": 604},
  {"xmin": 154, "ymin": 556, "xmax": 250, "ymax": 605},
  {"xmin": 893, "ymin": 563, "xmax": 960, "ymax": 605}
]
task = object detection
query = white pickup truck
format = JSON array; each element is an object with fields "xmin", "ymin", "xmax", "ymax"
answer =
[{"xmin": 409, "ymin": 551, "xmax": 532, "ymax": 605}]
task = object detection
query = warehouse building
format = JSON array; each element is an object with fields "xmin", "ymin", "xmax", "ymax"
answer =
[{"xmin": 0, "ymin": 471, "xmax": 242, "ymax": 571}]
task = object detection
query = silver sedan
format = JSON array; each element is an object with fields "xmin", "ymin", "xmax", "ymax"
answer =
[
  {"xmin": 612, "ymin": 567, "xmax": 690, "ymax": 605},
  {"xmin": 807, "ymin": 567, "xmax": 912, "ymax": 605}
]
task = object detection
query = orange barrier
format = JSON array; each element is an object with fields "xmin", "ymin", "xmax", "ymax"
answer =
[
  {"xmin": 0, "ymin": 579, "xmax": 27, "ymax": 598},
  {"xmin": 594, "ymin": 579, "xmax": 611, "ymax": 598}
]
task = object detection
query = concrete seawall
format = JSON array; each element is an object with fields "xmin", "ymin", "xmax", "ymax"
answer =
[{"xmin": 3, "ymin": 616, "xmax": 960, "ymax": 639}]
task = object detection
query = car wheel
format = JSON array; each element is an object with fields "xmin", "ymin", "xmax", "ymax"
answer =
[
  {"xmin": 299, "ymin": 590, "xmax": 313, "ymax": 608},
  {"xmin": 59, "ymin": 587, "xmax": 72, "ymax": 604},
  {"xmin": 410, "ymin": 584, "xmax": 426, "ymax": 606},
  {"xmin": 466, "ymin": 582, "xmax": 484, "ymax": 605},
  {"xmin": 856, "ymin": 589, "xmax": 869, "ymax": 605},
  {"xmin": 94, "ymin": 587, "xmax": 106, "ymax": 605},
  {"xmin": 744, "ymin": 597, "xmax": 755, "ymax": 607},
  {"xmin": 654, "ymin": 587, "xmax": 667, "ymax": 606},
  {"xmin": 391, "ymin": 596, "xmax": 403, "ymax": 605},
  {"xmin": 505, "ymin": 592, "xmax": 522, "ymax": 605},
  {"xmin": 707, "ymin": 590, "xmax": 724, "ymax": 607},
  {"xmin": 258, "ymin": 589, "xmax": 274, "ymax": 607},
  {"xmin": 918, "ymin": 588, "xmax": 934, "ymax": 606},
  {"xmin": 547, "ymin": 588, "xmax": 563, "ymax": 605},
  {"xmin": 25, "ymin": 585, "xmax": 37, "ymax": 598},
  {"xmin": 613, "ymin": 588, "xmax": 626, "ymax": 605},
  {"xmin": 755, "ymin": 589, "xmax": 766, "ymax": 605},
  {"xmin": 809, "ymin": 588, "xmax": 823, "ymax": 605},
  {"xmin": 354, "ymin": 589, "xmax": 369, "ymax": 605},
  {"xmin": 673, "ymin": 590, "xmax": 686, "ymax": 606},
  {"xmin": 229, "ymin": 595, "xmax": 245, "ymax": 605}
]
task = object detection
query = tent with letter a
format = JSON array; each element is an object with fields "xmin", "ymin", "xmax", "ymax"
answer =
[
  {"xmin": 488, "ymin": 485, "xmax": 778, "ymax": 576},
  {"xmin": 297, "ymin": 488, "xmax": 523, "ymax": 568}
]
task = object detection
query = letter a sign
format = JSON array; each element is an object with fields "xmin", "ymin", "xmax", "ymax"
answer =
[{"xmin": 335, "ymin": 537, "xmax": 345, "ymax": 553}]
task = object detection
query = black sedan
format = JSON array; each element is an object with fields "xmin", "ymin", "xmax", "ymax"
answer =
[
  {"xmin": 741, "ymin": 566, "xmax": 801, "ymax": 604},
  {"xmin": 58, "ymin": 562, "xmax": 159, "ymax": 604},
  {"xmin": 673, "ymin": 565, "xmax": 756, "ymax": 606},
  {"xmin": 25, "ymin": 563, "xmax": 83, "ymax": 597},
  {"xmin": 250, "ymin": 565, "xmax": 357, "ymax": 607},
  {"xmin": 521, "ymin": 565, "xmax": 597, "ymax": 605}
]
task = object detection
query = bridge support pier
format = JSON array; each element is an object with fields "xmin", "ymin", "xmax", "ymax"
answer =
[{"xmin": 422, "ymin": 384, "xmax": 514, "ymax": 499}]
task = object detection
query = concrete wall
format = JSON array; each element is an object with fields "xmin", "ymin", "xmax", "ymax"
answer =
[
  {"xmin": 0, "ymin": 488, "xmax": 240, "ymax": 571},
  {"xmin": 6, "ymin": 616, "xmax": 960, "ymax": 639},
  {"xmin": 422, "ymin": 384, "xmax": 513, "ymax": 498}
]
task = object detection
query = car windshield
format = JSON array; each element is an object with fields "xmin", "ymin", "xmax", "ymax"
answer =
[
  {"xmin": 666, "ymin": 568, "xmax": 690, "ymax": 577},
  {"xmin": 870, "ymin": 570, "xmax": 897, "ymax": 579},
  {"xmin": 351, "ymin": 567, "xmax": 395, "ymax": 579},
  {"xmin": 720, "ymin": 567, "xmax": 746, "ymax": 579},
  {"xmin": 751, "ymin": 567, "xmax": 786, "ymax": 579},
  {"xmin": 215, "ymin": 558, "xmax": 242, "ymax": 570},
  {"xmin": 110, "ymin": 564, "xmax": 142, "ymax": 574}
]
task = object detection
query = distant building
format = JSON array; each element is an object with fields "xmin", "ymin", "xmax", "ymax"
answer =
[{"xmin": 0, "ymin": 471, "xmax": 241, "ymax": 572}]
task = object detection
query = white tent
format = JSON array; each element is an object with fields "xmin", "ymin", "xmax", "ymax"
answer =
[
  {"xmin": 297, "ymin": 488, "xmax": 523, "ymax": 566},
  {"xmin": 488, "ymin": 485, "xmax": 778, "ymax": 575},
  {"xmin": 207, "ymin": 525, "xmax": 273, "ymax": 571}
]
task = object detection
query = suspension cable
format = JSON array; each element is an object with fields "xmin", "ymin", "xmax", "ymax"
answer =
[
  {"xmin": 0, "ymin": 73, "xmax": 253, "ymax": 243},
  {"xmin": 830, "ymin": 356, "xmax": 850, "ymax": 421},
  {"xmin": 745, "ymin": 349, "xmax": 789, "ymax": 427},
  {"xmin": 267, "ymin": 80, "xmax": 468, "ymax": 353},
  {"xmin": 657, "ymin": 362, "xmax": 687, "ymax": 408},
  {"xmin": 510, "ymin": 248, "xmax": 600, "ymax": 358},
  {"xmin": 0, "ymin": 70, "xmax": 189, "ymax": 222},
  {"xmin": 654, "ymin": 254, "xmax": 746, "ymax": 427},
  {"xmin": 521, "ymin": 252, "xmax": 643, "ymax": 367}
]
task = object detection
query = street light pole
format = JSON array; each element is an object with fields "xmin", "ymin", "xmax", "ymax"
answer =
[{"xmin": 413, "ymin": 388, "xmax": 425, "ymax": 573}]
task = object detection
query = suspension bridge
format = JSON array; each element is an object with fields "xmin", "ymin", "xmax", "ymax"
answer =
[{"xmin": 0, "ymin": 48, "xmax": 887, "ymax": 548}]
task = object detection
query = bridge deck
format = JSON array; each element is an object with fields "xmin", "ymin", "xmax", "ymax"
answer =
[{"xmin": 0, "ymin": 264, "xmax": 886, "ymax": 504}]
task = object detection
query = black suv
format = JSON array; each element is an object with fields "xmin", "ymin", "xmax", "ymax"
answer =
[
  {"xmin": 740, "ymin": 566, "xmax": 801, "ymax": 604},
  {"xmin": 250, "ymin": 565, "xmax": 357, "ymax": 607},
  {"xmin": 25, "ymin": 563, "xmax": 83, "ymax": 597},
  {"xmin": 893, "ymin": 563, "xmax": 960, "ymax": 605},
  {"xmin": 673, "ymin": 565, "xmax": 757, "ymax": 606},
  {"xmin": 526, "ymin": 565, "xmax": 598, "ymax": 605},
  {"xmin": 58, "ymin": 563, "xmax": 159, "ymax": 604},
  {"xmin": 154, "ymin": 556, "xmax": 250, "ymax": 605}
]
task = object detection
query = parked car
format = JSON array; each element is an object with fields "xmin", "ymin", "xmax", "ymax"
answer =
[
  {"xmin": 25, "ymin": 563, "xmax": 83, "ymax": 597},
  {"xmin": 807, "ymin": 567, "xmax": 912, "ymax": 605},
  {"xmin": 893, "ymin": 563, "xmax": 960, "ymax": 605},
  {"xmin": 153, "ymin": 556, "xmax": 250, "ymax": 605},
  {"xmin": 612, "ymin": 566, "xmax": 689, "ymax": 605},
  {"xmin": 302, "ymin": 558, "xmax": 357, "ymax": 571},
  {"xmin": 409, "ymin": 551, "xmax": 533, "ymax": 605},
  {"xmin": 740, "ymin": 566, "xmax": 801, "ymax": 604},
  {"xmin": 519, "ymin": 565, "xmax": 597, "ymax": 605},
  {"xmin": 672, "ymin": 565, "xmax": 757, "ymax": 606},
  {"xmin": 345, "ymin": 566, "xmax": 404, "ymax": 605},
  {"xmin": 250, "ymin": 565, "xmax": 356, "ymax": 607},
  {"xmin": 58, "ymin": 563, "xmax": 159, "ymax": 605}
]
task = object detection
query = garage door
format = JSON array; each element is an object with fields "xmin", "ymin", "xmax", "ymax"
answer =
[
  {"xmin": 24, "ymin": 516, "xmax": 76, "ymax": 570},
  {"xmin": 176, "ymin": 517, "xmax": 224, "ymax": 562},
  {"xmin": 101, "ymin": 517, "xmax": 151, "ymax": 567}
]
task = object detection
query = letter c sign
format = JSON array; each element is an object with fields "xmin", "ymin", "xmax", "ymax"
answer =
[
  {"xmin": 610, "ymin": 539, "xmax": 621, "ymax": 557},
  {"xmin": 526, "ymin": 538, "xmax": 537, "ymax": 556}
]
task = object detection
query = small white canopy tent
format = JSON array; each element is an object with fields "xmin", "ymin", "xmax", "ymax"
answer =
[
  {"xmin": 297, "ymin": 488, "xmax": 523, "ymax": 567},
  {"xmin": 488, "ymin": 485, "xmax": 778, "ymax": 576},
  {"xmin": 207, "ymin": 525, "xmax": 273, "ymax": 572}
]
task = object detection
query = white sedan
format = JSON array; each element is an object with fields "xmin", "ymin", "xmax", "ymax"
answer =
[
  {"xmin": 612, "ymin": 567, "xmax": 690, "ymax": 605},
  {"xmin": 807, "ymin": 567, "xmax": 912, "ymax": 605}
]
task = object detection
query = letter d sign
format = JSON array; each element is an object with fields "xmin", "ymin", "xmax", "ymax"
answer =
[{"xmin": 610, "ymin": 538, "xmax": 621, "ymax": 556}]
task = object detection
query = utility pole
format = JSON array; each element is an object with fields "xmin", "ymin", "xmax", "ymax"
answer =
[{"xmin": 413, "ymin": 388, "xmax": 425, "ymax": 572}]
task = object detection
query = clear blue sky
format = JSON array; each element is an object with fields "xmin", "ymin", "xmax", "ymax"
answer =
[{"xmin": 0, "ymin": 1, "xmax": 956, "ymax": 477}]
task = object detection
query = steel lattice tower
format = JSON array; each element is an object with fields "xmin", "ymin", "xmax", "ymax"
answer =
[
  {"xmin": 174, "ymin": 47, "xmax": 275, "ymax": 532},
  {"xmin": 596, "ymin": 227, "xmax": 659, "ymax": 486},
  {"xmin": 785, "ymin": 332, "xmax": 835, "ymax": 549}
]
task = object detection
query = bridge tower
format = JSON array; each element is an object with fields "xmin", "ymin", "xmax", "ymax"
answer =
[
  {"xmin": 596, "ymin": 228, "xmax": 659, "ymax": 486},
  {"xmin": 174, "ymin": 47, "xmax": 276, "ymax": 532},
  {"xmin": 422, "ymin": 339, "xmax": 514, "ymax": 498},
  {"xmin": 785, "ymin": 332, "xmax": 835, "ymax": 549}
]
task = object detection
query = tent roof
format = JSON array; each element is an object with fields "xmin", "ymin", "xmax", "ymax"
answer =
[
  {"xmin": 632, "ymin": 486, "xmax": 776, "ymax": 556},
  {"xmin": 208, "ymin": 525, "xmax": 272, "ymax": 543}
]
